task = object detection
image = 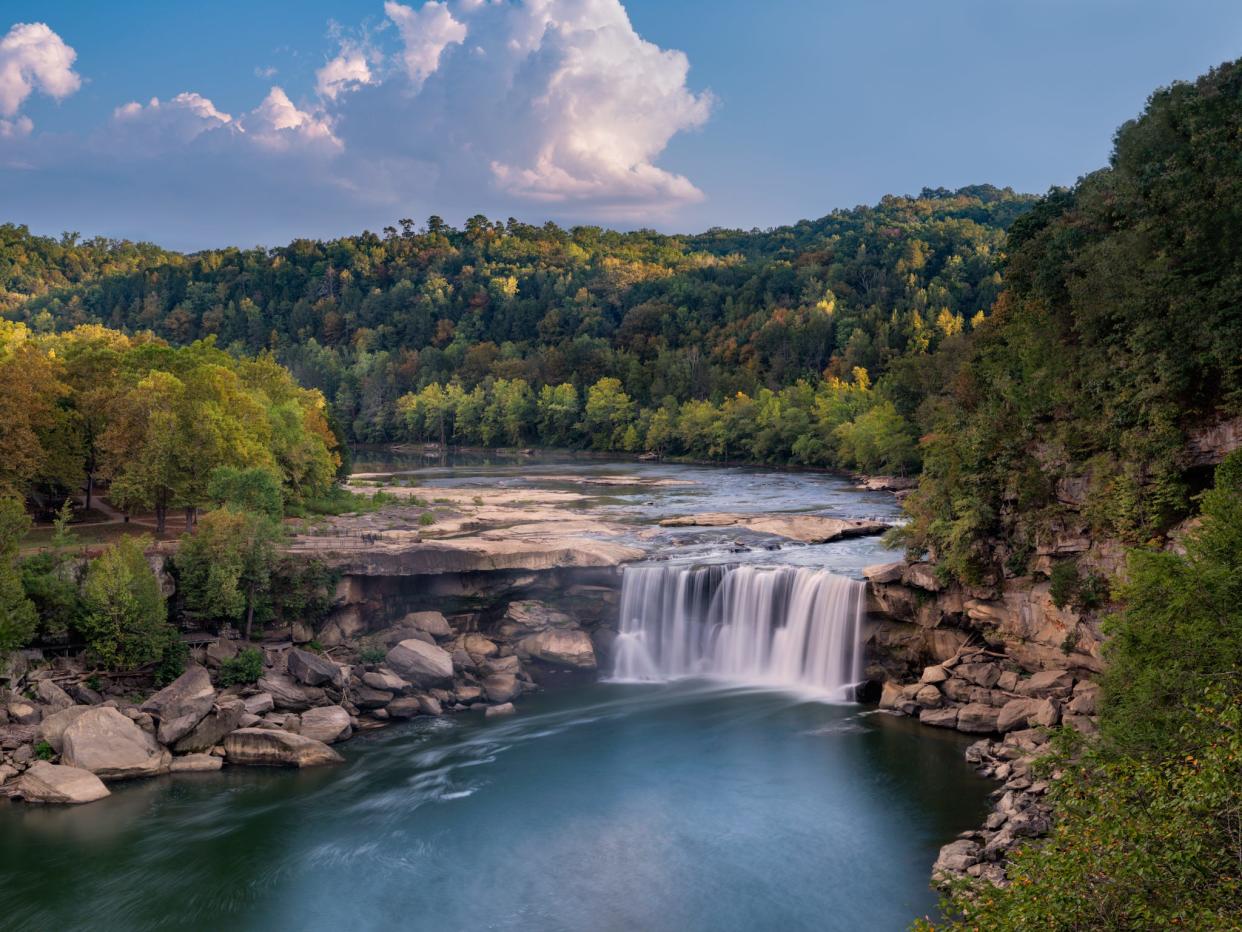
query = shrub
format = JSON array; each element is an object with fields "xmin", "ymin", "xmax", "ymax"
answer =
[
  {"xmin": 34, "ymin": 740, "xmax": 54, "ymax": 761},
  {"xmin": 1048, "ymin": 561, "xmax": 1079, "ymax": 609},
  {"xmin": 217, "ymin": 647, "xmax": 264, "ymax": 687},
  {"xmin": 154, "ymin": 639, "xmax": 189, "ymax": 686},
  {"xmin": 418, "ymin": 512, "xmax": 436, "ymax": 527},
  {"xmin": 77, "ymin": 536, "xmax": 174, "ymax": 670}
]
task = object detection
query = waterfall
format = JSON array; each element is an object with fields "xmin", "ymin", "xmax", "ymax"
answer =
[{"xmin": 611, "ymin": 563, "xmax": 866, "ymax": 700}]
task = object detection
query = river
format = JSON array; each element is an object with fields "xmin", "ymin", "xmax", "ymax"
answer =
[{"xmin": 0, "ymin": 455, "xmax": 990, "ymax": 931}]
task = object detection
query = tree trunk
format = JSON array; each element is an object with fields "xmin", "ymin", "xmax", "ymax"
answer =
[
  {"xmin": 85, "ymin": 473, "xmax": 93, "ymax": 511},
  {"xmin": 245, "ymin": 583, "xmax": 256, "ymax": 641},
  {"xmin": 155, "ymin": 503, "xmax": 166, "ymax": 535},
  {"xmin": 184, "ymin": 506, "xmax": 196, "ymax": 531}
]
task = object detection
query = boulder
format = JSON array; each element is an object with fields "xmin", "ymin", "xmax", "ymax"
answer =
[
  {"xmin": 385, "ymin": 697, "xmax": 422, "ymax": 719},
  {"xmin": 502, "ymin": 600, "xmax": 576, "ymax": 632},
  {"xmin": 933, "ymin": 839, "xmax": 980, "ymax": 876},
  {"xmin": 36, "ymin": 704, "xmax": 91, "ymax": 754},
  {"xmin": 1017, "ymin": 669, "xmax": 1075, "ymax": 699},
  {"xmin": 485, "ymin": 703, "xmax": 516, "ymax": 718},
  {"xmin": 62, "ymin": 707, "xmax": 171, "ymax": 780},
  {"xmin": 956, "ymin": 662, "xmax": 1001, "ymax": 689},
  {"xmin": 299, "ymin": 706, "xmax": 352, "ymax": 744},
  {"xmin": 483, "ymin": 673, "xmax": 521, "ymax": 704},
  {"xmin": 919, "ymin": 706, "xmax": 959, "ymax": 729},
  {"xmin": 913, "ymin": 685, "xmax": 942, "ymax": 708},
  {"xmin": 14, "ymin": 761, "xmax": 110, "ymax": 804},
  {"xmin": 173, "ymin": 698, "xmax": 246, "ymax": 753},
  {"xmin": 956, "ymin": 703, "xmax": 1001, "ymax": 734},
  {"xmin": 920, "ymin": 665, "xmax": 949, "ymax": 685},
  {"xmin": 459, "ymin": 634, "xmax": 499, "ymax": 659},
  {"xmin": 204, "ymin": 639, "xmax": 239, "ymax": 669},
  {"xmin": 287, "ymin": 648, "xmax": 345, "ymax": 689},
  {"xmin": 455, "ymin": 685, "xmax": 483, "ymax": 704},
  {"xmin": 862, "ymin": 561, "xmax": 905, "ymax": 584},
  {"xmin": 362, "ymin": 670, "xmax": 407, "ymax": 692},
  {"xmin": 353, "ymin": 687, "xmax": 393, "ymax": 709},
  {"xmin": 482, "ymin": 655, "xmax": 521, "ymax": 676},
  {"xmin": 878, "ymin": 681, "xmax": 904, "ymax": 711},
  {"xmin": 243, "ymin": 693, "xmax": 275, "ymax": 716},
  {"xmin": 256, "ymin": 674, "xmax": 312, "ymax": 711},
  {"xmin": 517, "ymin": 629, "xmax": 597, "ymax": 670},
  {"xmin": 317, "ymin": 604, "xmax": 368, "ymax": 648},
  {"xmin": 385, "ymin": 639, "xmax": 454, "ymax": 688},
  {"xmin": 35, "ymin": 679, "xmax": 75, "ymax": 712},
  {"xmin": 68, "ymin": 682, "xmax": 104, "ymax": 705},
  {"xmin": 7, "ymin": 699, "xmax": 41, "ymax": 726},
  {"xmin": 416, "ymin": 695, "xmax": 443, "ymax": 716},
  {"xmin": 170, "ymin": 753, "xmax": 223, "ymax": 773},
  {"xmin": 1068, "ymin": 681, "xmax": 1100, "ymax": 716},
  {"xmin": 142, "ymin": 665, "xmax": 216, "ymax": 745},
  {"xmin": 223, "ymin": 729, "xmax": 344, "ymax": 768},
  {"xmin": 401, "ymin": 611, "xmax": 452, "ymax": 639}
]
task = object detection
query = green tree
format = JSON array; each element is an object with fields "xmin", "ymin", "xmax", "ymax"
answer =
[
  {"xmin": 177, "ymin": 507, "xmax": 283, "ymax": 639},
  {"xmin": 207, "ymin": 466, "xmax": 284, "ymax": 518},
  {"xmin": 79, "ymin": 536, "xmax": 172, "ymax": 669},
  {"xmin": 583, "ymin": 377, "xmax": 634, "ymax": 449},
  {"xmin": 0, "ymin": 496, "xmax": 37, "ymax": 656}
]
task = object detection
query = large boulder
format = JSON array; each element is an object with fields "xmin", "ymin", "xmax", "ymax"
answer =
[
  {"xmin": 256, "ymin": 674, "xmax": 312, "ymax": 711},
  {"xmin": 6, "ymin": 699, "xmax": 41, "ymax": 726},
  {"xmin": 36, "ymin": 705, "xmax": 91, "ymax": 754},
  {"xmin": 1017, "ymin": 669, "xmax": 1075, "ymax": 700},
  {"xmin": 400, "ymin": 611, "xmax": 452, "ymax": 639},
  {"xmin": 483, "ymin": 673, "xmax": 521, "ymax": 704},
  {"xmin": 517, "ymin": 629, "xmax": 597, "ymax": 670},
  {"xmin": 173, "ymin": 697, "xmax": 246, "ymax": 753},
  {"xmin": 62, "ymin": 707, "xmax": 171, "ymax": 780},
  {"xmin": 385, "ymin": 697, "xmax": 423, "ymax": 719},
  {"xmin": 458, "ymin": 634, "xmax": 498, "ymax": 659},
  {"xmin": 997, "ymin": 698, "xmax": 1061, "ymax": 733},
  {"xmin": 299, "ymin": 706, "xmax": 352, "ymax": 745},
  {"xmin": 385, "ymin": 639, "xmax": 453, "ymax": 688},
  {"xmin": 170, "ymin": 753, "xmax": 223, "ymax": 773},
  {"xmin": 287, "ymin": 648, "xmax": 346, "ymax": 689},
  {"xmin": 14, "ymin": 761, "xmax": 110, "ymax": 804},
  {"xmin": 361, "ymin": 670, "xmax": 406, "ymax": 692},
  {"xmin": 956, "ymin": 703, "xmax": 1001, "ymax": 734},
  {"xmin": 142, "ymin": 665, "xmax": 216, "ymax": 745},
  {"xmin": 35, "ymin": 679, "xmax": 75, "ymax": 712},
  {"xmin": 243, "ymin": 693, "xmax": 275, "ymax": 716},
  {"xmin": 223, "ymin": 728, "xmax": 343, "ymax": 768}
]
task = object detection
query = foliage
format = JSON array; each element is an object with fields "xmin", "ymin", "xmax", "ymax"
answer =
[
  {"xmin": 0, "ymin": 496, "xmax": 37, "ymax": 656},
  {"xmin": 176, "ymin": 507, "xmax": 283, "ymax": 639},
  {"xmin": 154, "ymin": 639, "xmax": 188, "ymax": 686},
  {"xmin": 217, "ymin": 647, "xmax": 264, "ymax": 687},
  {"xmin": 20, "ymin": 499, "xmax": 83, "ymax": 641},
  {"xmin": 78, "ymin": 536, "xmax": 173, "ymax": 669},
  {"xmin": 1048, "ymin": 561, "xmax": 1079, "ymax": 610},
  {"xmin": 34, "ymin": 740, "xmax": 54, "ymax": 761},
  {"xmin": 206, "ymin": 466, "xmax": 284, "ymax": 518}
]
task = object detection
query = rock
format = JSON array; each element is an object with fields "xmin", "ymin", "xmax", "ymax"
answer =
[
  {"xmin": 68, "ymin": 682, "xmax": 104, "ymax": 705},
  {"xmin": 14, "ymin": 761, "xmax": 110, "ymax": 804},
  {"xmin": 1063, "ymin": 714, "xmax": 1099, "ymax": 736},
  {"xmin": 997, "ymin": 699, "xmax": 1040, "ymax": 733},
  {"xmin": 941, "ymin": 677, "xmax": 973, "ymax": 703},
  {"xmin": 62, "ymin": 707, "xmax": 171, "ymax": 780},
  {"xmin": 0, "ymin": 763, "xmax": 16, "ymax": 785},
  {"xmin": 223, "ymin": 729, "xmax": 344, "ymax": 768},
  {"xmin": 956, "ymin": 703, "xmax": 1001, "ymax": 734},
  {"xmin": 243, "ymin": 693, "xmax": 275, "ymax": 716},
  {"xmin": 238, "ymin": 713, "xmax": 262, "ymax": 728},
  {"xmin": 862, "ymin": 561, "xmax": 905, "ymax": 584},
  {"xmin": 204, "ymin": 639, "xmax": 239, "ymax": 668},
  {"xmin": 482, "ymin": 655, "xmax": 521, "ymax": 676},
  {"xmin": 353, "ymin": 687, "xmax": 393, "ymax": 709},
  {"xmin": 385, "ymin": 697, "xmax": 422, "ymax": 719},
  {"xmin": 256, "ymin": 674, "xmax": 311, "ymax": 711},
  {"xmin": 7, "ymin": 700, "xmax": 41, "ymax": 726},
  {"xmin": 1017, "ymin": 669, "xmax": 1075, "ymax": 699},
  {"xmin": 657, "ymin": 513, "xmax": 887, "ymax": 544},
  {"xmin": 919, "ymin": 706, "xmax": 959, "ymax": 728},
  {"xmin": 174, "ymin": 698, "xmax": 246, "ymax": 753},
  {"xmin": 878, "ymin": 681, "xmax": 905, "ymax": 711},
  {"xmin": 1068, "ymin": 681, "xmax": 1100, "ymax": 716},
  {"xmin": 142, "ymin": 665, "xmax": 216, "ymax": 745},
  {"xmin": 362, "ymin": 670, "xmax": 407, "ymax": 692},
  {"xmin": 292, "ymin": 620, "xmax": 315, "ymax": 644},
  {"xmin": 416, "ymin": 695, "xmax": 443, "ymax": 716},
  {"xmin": 956, "ymin": 662, "xmax": 1001, "ymax": 689},
  {"xmin": 483, "ymin": 673, "xmax": 521, "ymax": 704},
  {"xmin": 287, "ymin": 648, "xmax": 346, "ymax": 689},
  {"xmin": 455, "ymin": 685, "xmax": 483, "ymax": 704},
  {"xmin": 170, "ymin": 753, "xmax": 223, "ymax": 773},
  {"xmin": 920, "ymin": 665, "xmax": 949, "ymax": 685},
  {"xmin": 517, "ymin": 629, "xmax": 597, "ymax": 670},
  {"xmin": 299, "ymin": 706, "xmax": 352, "ymax": 744},
  {"xmin": 913, "ymin": 685, "xmax": 942, "ymax": 708},
  {"xmin": 459, "ymin": 634, "xmax": 499, "ymax": 659},
  {"xmin": 385, "ymin": 639, "xmax": 454, "ymax": 688},
  {"xmin": 932, "ymin": 839, "xmax": 980, "ymax": 876},
  {"xmin": 35, "ymin": 679, "xmax": 75, "ymax": 712},
  {"xmin": 401, "ymin": 611, "xmax": 452, "ymax": 639},
  {"xmin": 485, "ymin": 703, "xmax": 516, "ymax": 718},
  {"xmin": 902, "ymin": 563, "xmax": 942, "ymax": 592},
  {"xmin": 36, "ymin": 705, "xmax": 91, "ymax": 754}
]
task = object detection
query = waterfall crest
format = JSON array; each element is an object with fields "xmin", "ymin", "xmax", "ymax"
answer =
[{"xmin": 611, "ymin": 564, "xmax": 866, "ymax": 699}]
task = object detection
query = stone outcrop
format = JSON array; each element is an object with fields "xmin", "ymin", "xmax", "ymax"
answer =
[
  {"xmin": 14, "ymin": 761, "xmax": 110, "ymax": 804},
  {"xmin": 299, "ymin": 706, "xmax": 352, "ymax": 745},
  {"xmin": 658, "ymin": 513, "xmax": 888, "ymax": 543},
  {"xmin": 62, "ymin": 707, "xmax": 171, "ymax": 781},
  {"xmin": 142, "ymin": 665, "xmax": 216, "ymax": 745},
  {"xmin": 385, "ymin": 639, "xmax": 454, "ymax": 688},
  {"xmin": 223, "ymin": 729, "xmax": 344, "ymax": 768},
  {"xmin": 173, "ymin": 698, "xmax": 245, "ymax": 753}
]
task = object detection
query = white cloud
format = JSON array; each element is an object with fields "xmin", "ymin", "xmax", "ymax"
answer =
[
  {"xmin": 246, "ymin": 86, "xmax": 341, "ymax": 151},
  {"xmin": 316, "ymin": 47, "xmax": 373, "ymax": 100},
  {"xmin": 255, "ymin": 64, "xmax": 278, "ymax": 79},
  {"xmin": 384, "ymin": 1, "xmax": 467, "ymax": 89},
  {"xmin": 0, "ymin": 22, "xmax": 81, "ymax": 125},
  {"xmin": 107, "ymin": 92, "xmax": 233, "ymax": 155}
]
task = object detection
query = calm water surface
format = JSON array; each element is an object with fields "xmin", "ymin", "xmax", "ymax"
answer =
[{"xmin": 0, "ymin": 682, "xmax": 989, "ymax": 932}]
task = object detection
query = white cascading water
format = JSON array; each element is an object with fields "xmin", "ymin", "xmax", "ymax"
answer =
[{"xmin": 611, "ymin": 564, "xmax": 866, "ymax": 700}]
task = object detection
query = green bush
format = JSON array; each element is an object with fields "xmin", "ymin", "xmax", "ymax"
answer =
[
  {"xmin": 217, "ymin": 647, "xmax": 264, "ymax": 687},
  {"xmin": 1048, "ymin": 561, "xmax": 1079, "ymax": 610},
  {"xmin": 418, "ymin": 512, "xmax": 436, "ymax": 527},
  {"xmin": 154, "ymin": 640, "xmax": 189, "ymax": 686},
  {"xmin": 34, "ymin": 740, "xmax": 54, "ymax": 761},
  {"xmin": 77, "ymin": 536, "xmax": 174, "ymax": 670}
]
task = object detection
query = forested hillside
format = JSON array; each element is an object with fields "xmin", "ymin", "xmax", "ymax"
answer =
[{"xmin": 3, "ymin": 186, "xmax": 1033, "ymax": 472}]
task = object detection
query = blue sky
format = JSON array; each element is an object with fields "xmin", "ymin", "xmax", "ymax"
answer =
[{"xmin": 2, "ymin": 0, "xmax": 1241, "ymax": 249}]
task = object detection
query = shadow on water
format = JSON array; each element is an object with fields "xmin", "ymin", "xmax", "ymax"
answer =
[{"xmin": 0, "ymin": 681, "xmax": 990, "ymax": 932}]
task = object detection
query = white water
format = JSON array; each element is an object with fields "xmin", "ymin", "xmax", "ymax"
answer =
[{"xmin": 611, "ymin": 564, "xmax": 866, "ymax": 700}]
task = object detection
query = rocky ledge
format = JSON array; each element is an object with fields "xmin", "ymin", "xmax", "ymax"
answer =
[
  {"xmin": 657, "ymin": 513, "xmax": 888, "ymax": 543},
  {"xmin": 0, "ymin": 595, "xmax": 605, "ymax": 806}
]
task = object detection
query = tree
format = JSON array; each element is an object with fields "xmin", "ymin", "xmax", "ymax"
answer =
[
  {"xmin": 0, "ymin": 497, "xmax": 37, "ymax": 656},
  {"xmin": 206, "ymin": 466, "xmax": 284, "ymax": 518},
  {"xmin": 79, "ymin": 536, "xmax": 172, "ymax": 669},
  {"xmin": 536, "ymin": 383, "xmax": 579, "ymax": 447},
  {"xmin": 583, "ymin": 377, "xmax": 634, "ymax": 449},
  {"xmin": 177, "ymin": 506, "xmax": 283, "ymax": 640},
  {"xmin": 102, "ymin": 371, "xmax": 184, "ymax": 534}
]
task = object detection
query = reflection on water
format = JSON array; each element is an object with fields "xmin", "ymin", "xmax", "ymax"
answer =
[{"xmin": 0, "ymin": 682, "xmax": 989, "ymax": 932}]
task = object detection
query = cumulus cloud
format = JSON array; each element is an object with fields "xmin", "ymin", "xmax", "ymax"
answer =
[
  {"xmin": 384, "ymin": 1, "xmax": 467, "ymax": 90},
  {"xmin": 0, "ymin": 2, "xmax": 713, "ymax": 246},
  {"xmin": 0, "ymin": 22, "xmax": 81, "ymax": 134}
]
